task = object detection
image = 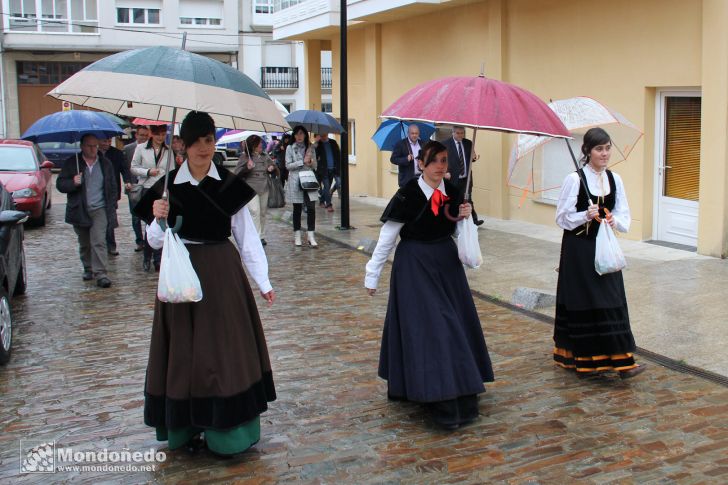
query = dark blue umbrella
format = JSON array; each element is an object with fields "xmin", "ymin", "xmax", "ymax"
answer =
[
  {"xmin": 21, "ymin": 110, "xmax": 124, "ymax": 144},
  {"xmin": 285, "ymin": 110, "xmax": 345, "ymax": 134},
  {"xmin": 371, "ymin": 119, "xmax": 436, "ymax": 151}
]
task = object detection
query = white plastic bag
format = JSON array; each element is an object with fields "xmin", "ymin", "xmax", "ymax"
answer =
[
  {"xmin": 157, "ymin": 228, "xmax": 203, "ymax": 303},
  {"xmin": 456, "ymin": 215, "xmax": 483, "ymax": 269},
  {"xmin": 594, "ymin": 220, "xmax": 626, "ymax": 275}
]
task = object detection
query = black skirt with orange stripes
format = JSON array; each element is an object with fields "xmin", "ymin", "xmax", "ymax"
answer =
[{"xmin": 553, "ymin": 230, "xmax": 637, "ymax": 373}]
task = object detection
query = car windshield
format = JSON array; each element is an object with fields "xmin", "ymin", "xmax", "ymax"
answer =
[
  {"xmin": 0, "ymin": 146, "xmax": 36, "ymax": 171},
  {"xmin": 38, "ymin": 141, "xmax": 80, "ymax": 151}
]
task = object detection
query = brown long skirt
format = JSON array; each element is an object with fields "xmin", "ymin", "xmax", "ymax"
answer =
[{"xmin": 144, "ymin": 240, "xmax": 276, "ymax": 431}]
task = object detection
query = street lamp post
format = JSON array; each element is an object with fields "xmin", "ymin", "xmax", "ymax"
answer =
[{"xmin": 338, "ymin": 0, "xmax": 352, "ymax": 230}]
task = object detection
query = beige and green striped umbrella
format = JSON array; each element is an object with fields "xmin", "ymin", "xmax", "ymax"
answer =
[{"xmin": 48, "ymin": 46, "xmax": 289, "ymax": 132}]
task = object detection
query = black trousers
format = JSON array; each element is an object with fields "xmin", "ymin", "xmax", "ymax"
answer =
[
  {"xmin": 455, "ymin": 176, "xmax": 480, "ymax": 221},
  {"xmin": 140, "ymin": 187, "xmax": 162, "ymax": 265},
  {"xmin": 292, "ymin": 191, "xmax": 315, "ymax": 231}
]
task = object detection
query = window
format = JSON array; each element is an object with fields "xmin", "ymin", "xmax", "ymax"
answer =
[
  {"xmin": 663, "ymin": 96, "xmax": 701, "ymax": 201},
  {"xmin": 274, "ymin": 0, "xmax": 305, "ymax": 12},
  {"xmin": 0, "ymin": 147, "xmax": 38, "ymax": 172},
  {"xmin": 116, "ymin": 7, "xmax": 161, "ymax": 25},
  {"xmin": 346, "ymin": 120, "xmax": 356, "ymax": 163},
  {"xmin": 254, "ymin": 0, "xmax": 273, "ymax": 14},
  {"xmin": 9, "ymin": 0, "xmax": 98, "ymax": 32},
  {"xmin": 17, "ymin": 61, "xmax": 89, "ymax": 85},
  {"xmin": 321, "ymin": 102, "xmax": 332, "ymax": 113},
  {"xmin": 179, "ymin": 0, "xmax": 223, "ymax": 27}
]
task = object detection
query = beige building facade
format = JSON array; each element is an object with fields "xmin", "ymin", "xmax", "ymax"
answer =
[{"xmin": 274, "ymin": 0, "xmax": 728, "ymax": 257}]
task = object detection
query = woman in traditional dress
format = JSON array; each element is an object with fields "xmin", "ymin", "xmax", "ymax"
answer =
[
  {"xmin": 235, "ymin": 134, "xmax": 278, "ymax": 246},
  {"xmin": 364, "ymin": 140, "xmax": 494, "ymax": 430},
  {"xmin": 285, "ymin": 125, "xmax": 318, "ymax": 247},
  {"xmin": 553, "ymin": 127, "xmax": 646, "ymax": 379},
  {"xmin": 134, "ymin": 111, "xmax": 277, "ymax": 456}
]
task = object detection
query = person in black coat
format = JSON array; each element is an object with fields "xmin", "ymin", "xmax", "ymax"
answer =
[
  {"xmin": 443, "ymin": 126, "xmax": 483, "ymax": 225},
  {"xmin": 390, "ymin": 124, "xmax": 425, "ymax": 188},
  {"xmin": 273, "ymin": 133, "xmax": 291, "ymax": 187},
  {"xmin": 56, "ymin": 134, "xmax": 118, "ymax": 288},
  {"xmin": 100, "ymin": 138, "xmax": 131, "ymax": 255},
  {"xmin": 123, "ymin": 126, "xmax": 150, "ymax": 251},
  {"xmin": 315, "ymin": 133, "xmax": 341, "ymax": 211}
]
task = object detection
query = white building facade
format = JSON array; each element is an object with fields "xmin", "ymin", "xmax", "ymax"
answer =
[{"xmin": 239, "ymin": 0, "xmax": 331, "ymax": 116}]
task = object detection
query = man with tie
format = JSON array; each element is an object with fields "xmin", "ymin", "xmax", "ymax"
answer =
[
  {"xmin": 390, "ymin": 124, "xmax": 425, "ymax": 188},
  {"xmin": 444, "ymin": 125, "xmax": 484, "ymax": 225}
]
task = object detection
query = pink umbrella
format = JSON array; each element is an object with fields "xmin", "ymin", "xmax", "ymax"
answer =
[
  {"xmin": 382, "ymin": 75, "xmax": 570, "ymax": 137},
  {"xmin": 131, "ymin": 117, "xmax": 170, "ymax": 126},
  {"xmin": 381, "ymin": 74, "xmax": 570, "ymax": 217}
]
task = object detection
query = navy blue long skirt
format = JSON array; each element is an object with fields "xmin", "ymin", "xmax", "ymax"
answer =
[{"xmin": 379, "ymin": 237, "xmax": 494, "ymax": 403}]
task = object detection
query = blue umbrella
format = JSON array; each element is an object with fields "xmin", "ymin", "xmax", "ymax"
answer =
[
  {"xmin": 21, "ymin": 110, "xmax": 125, "ymax": 144},
  {"xmin": 371, "ymin": 119, "xmax": 436, "ymax": 151},
  {"xmin": 285, "ymin": 110, "xmax": 345, "ymax": 134}
]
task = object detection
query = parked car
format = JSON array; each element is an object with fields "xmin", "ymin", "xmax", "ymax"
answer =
[
  {"xmin": 0, "ymin": 140, "xmax": 54, "ymax": 226},
  {"xmin": 37, "ymin": 141, "xmax": 80, "ymax": 170},
  {"xmin": 0, "ymin": 181, "xmax": 29, "ymax": 365}
]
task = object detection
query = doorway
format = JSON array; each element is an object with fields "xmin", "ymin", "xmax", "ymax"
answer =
[{"xmin": 654, "ymin": 91, "xmax": 701, "ymax": 247}]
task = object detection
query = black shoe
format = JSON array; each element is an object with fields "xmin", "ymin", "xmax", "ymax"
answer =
[
  {"xmin": 184, "ymin": 436, "xmax": 207, "ymax": 454},
  {"xmin": 108, "ymin": 249, "xmax": 119, "ymax": 256},
  {"xmin": 154, "ymin": 263, "xmax": 160, "ymax": 272},
  {"xmin": 619, "ymin": 364, "xmax": 647, "ymax": 380},
  {"xmin": 474, "ymin": 219, "xmax": 485, "ymax": 226},
  {"xmin": 96, "ymin": 277, "xmax": 112, "ymax": 288},
  {"xmin": 260, "ymin": 239, "xmax": 267, "ymax": 246},
  {"xmin": 143, "ymin": 260, "xmax": 151, "ymax": 272},
  {"xmin": 134, "ymin": 243, "xmax": 144, "ymax": 252},
  {"xmin": 387, "ymin": 392, "xmax": 407, "ymax": 402},
  {"xmin": 82, "ymin": 271, "xmax": 93, "ymax": 281}
]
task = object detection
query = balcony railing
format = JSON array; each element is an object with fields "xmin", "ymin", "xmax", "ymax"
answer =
[
  {"xmin": 321, "ymin": 67, "xmax": 332, "ymax": 89},
  {"xmin": 260, "ymin": 67, "xmax": 299, "ymax": 89}
]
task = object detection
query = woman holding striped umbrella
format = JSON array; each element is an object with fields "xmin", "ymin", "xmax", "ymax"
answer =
[{"xmin": 135, "ymin": 111, "xmax": 277, "ymax": 456}]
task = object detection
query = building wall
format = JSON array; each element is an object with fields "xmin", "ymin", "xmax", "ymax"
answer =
[
  {"xmin": 323, "ymin": 0, "xmax": 726, "ymax": 254},
  {"xmin": 0, "ymin": 0, "xmax": 240, "ymax": 137}
]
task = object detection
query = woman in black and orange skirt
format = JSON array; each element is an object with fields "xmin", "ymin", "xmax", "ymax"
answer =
[
  {"xmin": 135, "ymin": 111, "xmax": 276, "ymax": 456},
  {"xmin": 553, "ymin": 127, "xmax": 646, "ymax": 379}
]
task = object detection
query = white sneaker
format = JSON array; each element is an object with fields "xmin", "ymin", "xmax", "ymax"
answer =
[
  {"xmin": 294, "ymin": 230, "xmax": 302, "ymax": 246},
  {"xmin": 307, "ymin": 231, "xmax": 318, "ymax": 248}
]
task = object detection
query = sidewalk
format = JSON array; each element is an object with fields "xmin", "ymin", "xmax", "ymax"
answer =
[{"xmin": 273, "ymin": 195, "xmax": 728, "ymax": 379}]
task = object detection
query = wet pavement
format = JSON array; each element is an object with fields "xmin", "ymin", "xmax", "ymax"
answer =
[{"xmin": 1, "ymin": 193, "xmax": 728, "ymax": 484}]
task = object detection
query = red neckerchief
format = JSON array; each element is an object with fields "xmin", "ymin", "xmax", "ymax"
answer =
[{"xmin": 430, "ymin": 188, "xmax": 449, "ymax": 216}]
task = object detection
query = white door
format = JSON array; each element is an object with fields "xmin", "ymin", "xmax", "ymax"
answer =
[{"xmin": 654, "ymin": 91, "xmax": 701, "ymax": 247}]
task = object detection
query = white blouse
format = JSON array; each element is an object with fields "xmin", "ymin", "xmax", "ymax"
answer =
[
  {"xmin": 145, "ymin": 162, "xmax": 272, "ymax": 294},
  {"xmin": 364, "ymin": 178, "xmax": 447, "ymax": 290},
  {"xmin": 555, "ymin": 169, "xmax": 631, "ymax": 234}
]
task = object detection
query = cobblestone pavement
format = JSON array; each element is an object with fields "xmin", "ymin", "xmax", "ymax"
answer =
[{"xmin": 1, "ymin": 200, "xmax": 727, "ymax": 484}]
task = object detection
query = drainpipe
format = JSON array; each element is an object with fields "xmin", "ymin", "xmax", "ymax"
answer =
[{"xmin": 0, "ymin": 34, "xmax": 6, "ymax": 138}]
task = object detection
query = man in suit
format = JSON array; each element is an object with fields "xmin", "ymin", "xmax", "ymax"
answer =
[
  {"xmin": 315, "ymin": 133, "xmax": 341, "ymax": 212},
  {"xmin": 123, "ymin": 125, "xmax": 150, "ymax": 251},
  {"xmin": 390, "ymin": 124, "xmax": 425, "ymax": 188},
  {"xmin": 444, "ymin": 125, "xmax": 484, "ymax": 225}
]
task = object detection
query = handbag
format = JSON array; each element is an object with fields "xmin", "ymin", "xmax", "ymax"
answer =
[
  {"xmin": 298, "ymin": 170, "xmax": 319, "ymax": 191},
  {"xmin": 267, "ymin": 174, "xmax": 285, "ymax": 208},
  {"xmin": 127, "ymin": 185, "xmax": 143, "ymax": 206},
  {"xmin": 456, "ymin": 215, "xmax": 483, "ymax": 269},
  {"xmin": 594, "ymin": 219, "xmax": 626, "ymax": 275}
]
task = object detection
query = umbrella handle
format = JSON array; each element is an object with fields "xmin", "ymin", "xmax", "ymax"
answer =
[
  {"xmin": 443, "ymin": 203, "xmax": 465, "ymax": 222},
  {"xmin": 157, "ymin": 215, "xmax": 183, "ymax": 233}
]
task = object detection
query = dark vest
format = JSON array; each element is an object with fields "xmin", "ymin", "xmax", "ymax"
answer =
[
  {"xmin": 134, "ymin": 166, "xmax": 255, "ymax": 243},
  {"xmin": 566, "ymin": 168, "xmax": 616, "ymax": 239},
  {"xmin": 380, "ymin": 178, "xmax": 462, "ymax": 241}
]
